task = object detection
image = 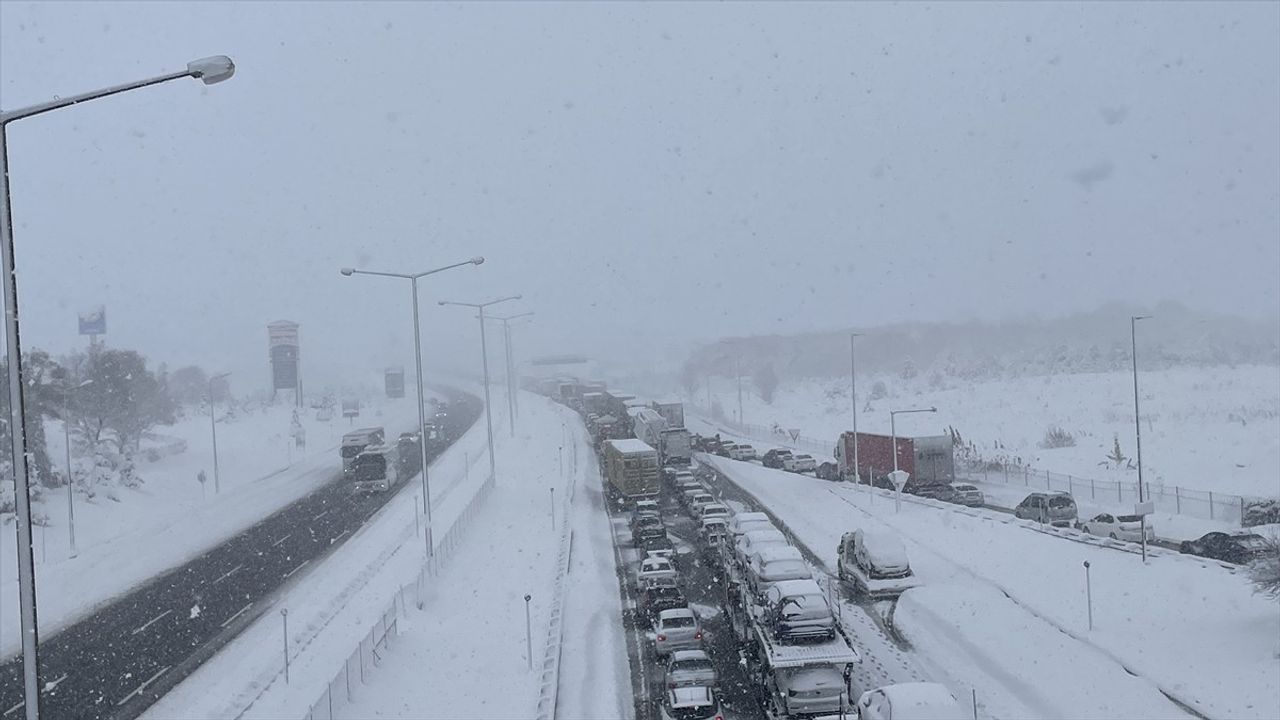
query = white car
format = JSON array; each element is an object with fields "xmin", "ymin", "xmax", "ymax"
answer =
[
  {"xmin": 790, "ymin": 454, "xmax": 817, "ymax": 473},
  {"xmin": 660, "ymin": 684, "xmax": 722, "ymax": 720},
  {"xmin": 654, "ymin": 608, "xmax": 703, "ymax": 657},
  {"xmin": 637, "ymin": 556, "xmax": 677, "ymax": 590},
  {"xmin": 735, "ymin": 528, "xmax": 789, "ymax": 567},
  {"xmin": 1080, "ymin": 513, "xmax": 1155, "ymax": 542},
  {"xmin": 858, "ymin": 682, "xmax": 966, "ymax": 720},
  {"xmin": 698, "ymin": 502, "xmax": 731, "ymax": 523},
  {"xmin": 728, "ymin": 512, "xmax": 773, "ymax": 536}
]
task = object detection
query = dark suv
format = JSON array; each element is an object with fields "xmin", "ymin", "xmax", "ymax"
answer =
[
  {"xmin": 762, "ymin": 449, "xmax": 794, "ymax": 469},
  {"xmin": 1180, "ymin": 532, "xmax": 1270, "ymax": 564}
]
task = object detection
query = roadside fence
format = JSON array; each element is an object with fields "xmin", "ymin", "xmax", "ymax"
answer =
[
  {"xmin": 303, "ymin": 472, "xmax": 496, "ymax": 720},
  {"xmin": 690, "ymin": 408, "xmax": 1272, "ymax": 527}
]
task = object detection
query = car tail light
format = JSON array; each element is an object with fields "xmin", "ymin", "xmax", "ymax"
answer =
[
  {"xmin": 657, "ymin": 634, "xmax": 666, "ymax": 641},
  {"xmin": 694, "ymin": 631, "xmax": 702, "ymax": 640}
]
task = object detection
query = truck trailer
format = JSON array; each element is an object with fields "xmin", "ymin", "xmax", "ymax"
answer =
[{"xmin": 602, "ymin": 438, "xmax": 660, "ymax": 504}]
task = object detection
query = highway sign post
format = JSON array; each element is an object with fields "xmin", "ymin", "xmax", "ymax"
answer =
[{"xmin": 888, "ymin": 470, "xmax": 909, "ymax": 513}]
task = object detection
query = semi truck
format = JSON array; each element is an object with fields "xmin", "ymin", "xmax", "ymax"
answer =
[
  {"xmin": 602, "ymin": 438, "xmax": 660, "ymax": 505},
  {"xmin": 834, "ymin": 432, "xmax": 955, "ymax": 484},
  {"xmin": 349, "ymin": 443, "xmax": 401, "ymax": 493},
  {"xmin": 651, "ymin": 400, "xmax": 685, "ymax": 429}
]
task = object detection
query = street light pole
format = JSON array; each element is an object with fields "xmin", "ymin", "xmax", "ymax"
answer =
[
  {"xmin": 889, "ymin": 407, "xmax": 938, "ymax": 474},
  {"xmin": 62, "ymin": 379, "xmax": 92, "ymax": 558},
  {"xmin": 850, "ymin": 332, "xmax": 862, "ymax": 483},
  {"xmin": 491, "ymin": 312, "xmax": 534, "ymax": 437},
  {"xmin": 0, "ymin": 54, "xmax": 236, "ymax": 720},
  {"xmin": 439, "ymin": 295, "xmax": 522, "ymax": 484},
  {"xmin": 340, "ymin": 257, "xmax": 485, "ymax": 558},
  {"xmin": 1131, "ymin": 315, "xmax": 1151, "ymax": 562},
  {"xmin": 209, "ymin": 372, "xmax": 231, "ymax": 494}
]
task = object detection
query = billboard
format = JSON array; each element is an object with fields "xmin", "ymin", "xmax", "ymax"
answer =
[
  {"xmin": 78, "ymin": 306, "xmax": 106, "ymax": 335},
  {"xmin": 267, "ymin": 321, "xmax": 301, "ymax": 394},
  {"xmin": 385, "ymin": 367, "xmax": 406, "ymax": 398}
]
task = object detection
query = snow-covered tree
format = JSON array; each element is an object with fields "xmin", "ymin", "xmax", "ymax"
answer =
[
  {"xmin": 1106, "ymin": 434, "xmax": 1127, "ymax": 466},
  {"xmin": 1248, "ymin": 537, "xmax": 1280, "ymax": 601},
  {"xmin": 753, "ymin": 363, "xmax": 779, "ymax": 404}
]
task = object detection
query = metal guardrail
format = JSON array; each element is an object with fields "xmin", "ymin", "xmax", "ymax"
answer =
[
  {"xmin": 534, "ymin": 457, "xmax": 578, "ymax": 720},
  {"xmin": 691, "ymin": 409, "xmax": 1271, "ymax": 526},
  {"xmin": 302, "ymin": 473, "xmax": 496, "ymax": 720}
]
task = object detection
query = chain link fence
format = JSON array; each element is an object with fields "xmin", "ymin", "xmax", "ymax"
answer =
[
  {"xmin": 691, "ymin": 408, "xmax": 1274, "ymax": 526},
  {"xmin": 303, "ymin": 473, "xmax": 496, "ymax": 720}
]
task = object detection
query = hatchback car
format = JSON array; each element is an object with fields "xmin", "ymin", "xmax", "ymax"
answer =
[
  {"xmin": 665, "ymin": 649, "xmax": 719, "ymax": 689},
  {"xmin": 762, "ymin": 448, "xmax": 794, "ymax": 469},
  {"xmin": 1180, "ymin": 532, "xmax": 1270, "ymax": 564},
  {"xmin": 949, "ymin": 484, "xmax": 984, "ymax": 507},
  {"xmin": 654, "ymin": 608, "xmax": 704, "ymax": 657},
  {"xmin": 790, "ymin": 454, "xmax": 817, "ymax": 473},
  {"xmin": 1014, "ymin": 492, "xmax": 1078, "ymax": 527},
  {"xmin": 638, "ymin": 584, "xmax": 687, "ymax": 625},
  {"xmin": 1080, "ymin": 513, "xmax": 1155, "ymax": 542}
]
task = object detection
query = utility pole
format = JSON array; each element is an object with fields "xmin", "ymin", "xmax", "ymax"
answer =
[{"xmin": 850, "ymin": 332, "xmax": 862, "ymax": 483}]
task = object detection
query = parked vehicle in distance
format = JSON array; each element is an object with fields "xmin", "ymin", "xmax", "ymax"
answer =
[
  {"xmin": 665, "ymin": 649, "xmax": 719, "ymax": 689},
  {"xmin": 687, "ymin": 492, "xmax": 717, "ymax": 517},
  {"xmin": 654, "ymin": 608, "xmax": 704, "ymax": 657},
  {"xmin": 701, "ymin": 517, "xmax": 730, "ymax": 549},
  {"xmin": 698, "ymin": 502, "xmax": 731, "ymax": 523},
  {"xmin": 762, "ymin": 448, "xmax": 794, "ymax": 469},
  {"xmin": 904, "ymin": 480, "xmax": 954, "ymax": 501},
  {"xmin": 949, "ymin": 484, "xmax": 984, "ymax": 507},
  {"xmin": 858, "ymin": 683, "xmax": 967, "ymax": 720},
  {"xmin": 632, "ymin": 515, "xmax": 666, "ymax": 544},
  {"xmin": 1180, "ymin": 532, "xmax": 1271, "ymax": 564},
  {"xmin": 1014, "ymin": 492, "xmax": 1078, "ymax": 528},
  {"xmin": 639, "ymin": 584, "xmax": 687, "ymax": 626},
  {"xmin": 815, "ymin": 461, "xmax": 841, "ymax": 481},
  {"xmin": 660, "ymin": 684, "xmax": 722, "ymax": 720},
  {"xmin": 790, "ymin": 454, "xmax": 817, "ymax": 473},
  {"xmin": 643, "ymin": 534, "xmax": 677, "ymax": 560},
  {"xmin": 762, "ymin": 578, "xmax": 836, "ymax": 642},
  {"xmin": 633, "ymin": 499, "xmax": 661, "ymax": 518},
  {"xmin": 728, "ymin": 512, "xmax": 773, "ymax": 536},
  {"xmin": 1080, "ymin": 513, "xmax": 1155, "ymax": 542},
  {"xmin": 715, "ymin": 442, "xmax": 737, "ymax": 458},
  {"xmin": 638, "ymin": 556, "xmax": 678, "ymax": 590},
  {"xmin": 746, "ymin": 546, "xmax": 811, "ymax": 596},
  {"xmin": 735, "ymin": 528, "xmax": 789, "ymax": 567}
]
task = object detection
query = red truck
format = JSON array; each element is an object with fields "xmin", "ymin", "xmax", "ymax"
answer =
[
  {"xmin": 834, "ymin": 432, "xmax": 955, "ymax": 484},
  {"xmin": 835, "ymin": 432, "xmax": 915, "ymax": 482}
]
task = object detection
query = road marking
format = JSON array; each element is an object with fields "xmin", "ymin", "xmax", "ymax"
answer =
[
  {"xmin": 212, "ymin": 564, "xmax": 243, "ymax": 585},
  {"xmin": 42, "ymin": 673, "xmax": 68, "ymax": 693},
  {"xmin": 313, "ymin": 509, "xmax": 329, "ymax": 521},
  {"xmin": 115, "ymin": 665, "xmax": 170, "ymax": 707},
  {"xmin": 272, "ymin": 533, "xmax": 290, "ymax": 547},
  {"xmin": 284, "ymin": 560, "xmax": 310, "ymax": 578},
  {"xmin": 130, "ymin": 609, "xmax": 173, "ymax": 636},
  {"xmin": 220, "ymin": 603, "xmax": 253, "ymax": 629},
  {"xmin": 4, "ymin": 701, "xmax": 22, "ymax": 717},
  {"xmin": 331, "ymin": 529, "xmax": 349, "ymax": 544}
]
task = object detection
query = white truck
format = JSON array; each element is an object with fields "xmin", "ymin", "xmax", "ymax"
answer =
[{"xmin": 341, "ymin": 427, "xmax": 385, "ymax": 472}]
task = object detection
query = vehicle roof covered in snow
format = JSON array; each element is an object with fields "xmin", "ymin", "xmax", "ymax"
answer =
[{"xmin": 606, "ymin": 438, "xmax": 655, "ymax": 454}]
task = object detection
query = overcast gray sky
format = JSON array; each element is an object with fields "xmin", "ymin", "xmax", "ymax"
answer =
[{"xmin": 2, "ymin": 1, "xmax": 1277, "ymax": 391}]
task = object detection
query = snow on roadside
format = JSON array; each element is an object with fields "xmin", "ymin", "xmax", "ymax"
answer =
[
  {"xmin": 701, "ymin": 454, "xmax": 1280, "ymax": 720},
  {"xmin": 1, "ymin": 396, "xmax": 425, "ymax": 658},
  {"xmin": 895, "ymin": 585, "xmax": 1188, "ymax": 720}
]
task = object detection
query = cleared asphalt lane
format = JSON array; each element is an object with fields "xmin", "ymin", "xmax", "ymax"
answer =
[{"xmin": 0, "ymin": 392, "xmax": 481, "ymax": 720}]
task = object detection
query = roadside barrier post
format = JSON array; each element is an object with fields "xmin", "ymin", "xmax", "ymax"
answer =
[
  {"xmin": 281, "ymin": 608, "xmax": 290, "ymax": 683},
  {"xmin": 1209, "ymin": 491, "xmax": 1215, "ymax": 520},
  {"xmin": 524, "ymin": 594, "xmax": 533, "ymax": 670},
  {"xmin": 1082, "ymin": 561, "xmax": 1093, "ymax": 631},
  {"xmin": 972, "ymin": 689, "xmax": 979, "ymax": 720},
  {"xmin": 550, "ymin": 487, "xmax": 556, "ymax": 530}
]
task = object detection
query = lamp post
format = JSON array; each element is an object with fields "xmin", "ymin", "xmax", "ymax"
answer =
[
  {"xmin": 889, "ymin": 407, "xmax": 937, "ymax": 474},
  {"xmin": 439, "ymin": 295, "xmax": 522, "ymax": 483},
  {"xmin": 849, "ymin": 332, "xmax": 863, "ymax": 483},
  {"xmin": 0, "ymin": 55, "xmax": 235, "ymax": 720},
  {"xmin": 491, "ymin": 312, "xmax": 534, "ymax": 436},
  {"xmin": 62, "ymin": 379, "xmax": 93, "ymax": 558},
  {"xmin": 209, "ymin": 372, "xmax": 231, "ymax": 495},
  {"xmin": 1131, "ymin": 315, "xmax": 1151, "ymax": 562},
  {"xmin": 340, "ymin": 257, "xmax": 485, "ymax": 557}
]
